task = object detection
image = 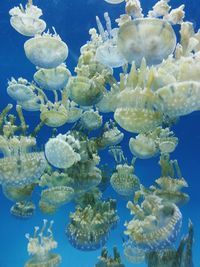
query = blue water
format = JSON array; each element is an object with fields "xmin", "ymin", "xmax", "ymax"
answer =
[{"xmin": 0, "ymin": 0, "xmax": 200, "ymax": 266}]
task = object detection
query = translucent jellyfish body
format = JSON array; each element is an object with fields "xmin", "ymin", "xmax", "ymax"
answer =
[
  {"xmin": 114, "ymin": 61, "xmax": 163, "ymax": 133},
  {"xmin": 125, "ymin": 195, "xmax": 182, "ymax": 251},
  {"xmin": 129, "ymin": 134, "xmax": 159, "ymax": 159},
  {"xmin": 25, "ymin": 219, "xmax": 61, "ymax": 267},
  {"xmin": 79, "ymin": 110, "xmax": 103, "ymax": 131},
  {"xmin": 41, "ymin": 186, "xmax": 74, "ymax": 207},
  {"xmin": 117, "ymin": 18, "xmax": 176, "ymax": 66},
  {"xmin": 123, "ymin": 239, "xmax": 145, "ymax": 264},
  {"xmin": 34, "ymin": 64, "xmax": 71, "ymax": 91},
  {"xmin": 0, "ymin": 136, "xmax": 46, "ymax": 187},
  {"xmin": 11, "ymin": 201, "xmax": 35, "ymax": 219},
  {"xmin": 95, "ymin": 13, "xmax": 126, "ymax": 68},
  {"xmin": 45, "ymin": 133, "xmax": 81, "ymax": 169},
  {"xmin": 67, "ymin": 76, "xmax": 105, "ymax": 106},
  {"xmin": 7, "ymin": 77, "xmax": 35, "ymax": 102},
  {"xmin": 156, "ymin": 81, "xmax": 200, "ymax": 117},
  {"xmin": 66, "ymin": 200, "xmax": 118, "ymax": 251},
  {"xmin": 111, "ymin": 164, "xmax": 140, "ymax": 196},
  {"xmin": 95, "ymin": 247, "xmax": 125, "ymax": 267},
  {"xmin": 2, "ymin": 183, "xmax": 35, "ymax": 202},
  {"xmin": 24, "ymin": 29, "xmax": 68, "ymax": 69},
  {"xmin": 40, "ymin": 101, "xmax": 68, "ymax": 127},
  {"xmin": 104, "ymin": 0, "xmax": 124, "ymax": 4},
  {"xmin": 9, "ymin": 3, "xmax": 46, "ymax": 36}
]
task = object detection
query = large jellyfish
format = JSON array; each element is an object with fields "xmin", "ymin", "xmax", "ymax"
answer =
[
  {"xmin": 0, "ymin": 105, "xmax": 46, "ymax": 187},
  {"xmin": 95, "ymin": 13, "xmax": 127, "ymax": 68},
  {"xmin": 9, "ymin": 0, "xmax": 46, "ymax": 36},
  {"xmin": 125, "ymin": 194, "xmax": 182, "ymax": 252},
  {"xmin": 66, "ymin": 199, "xmax": 119, "ymax": 251},
  {"xmin": 114, "ymin": 60, "xmax": 164, "ymax": 133},
  {"xmin": 25, "ymin": 219, "xmax": 61, "ymax": 267},
  {"xmin": 116, "ymin": 0, "xmax": 184, "ymax": 66},
  {"xmin": 24, "ymin": 28, "xmax": 68, "ymax": 69}
]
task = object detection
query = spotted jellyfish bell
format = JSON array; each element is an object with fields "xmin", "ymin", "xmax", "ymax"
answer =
[
  {"xmin": 34, "ymin": 63, "xmax": 71, "ymax": 91},
  {"xmin": 11, "ymin": 201, "xmax": 36, "ymax": 219},
  {"xmin": 9, "ymin": 0, "xmax": 46, "ymax": 37},
  {"xmin": 45, "ymin": 133, "xmax": 81, "ymax": 169},
  {"xmin": 24, "ymin": 27, "xmax": 68, "ymax": 69},
  {"xmin": 104, "ymin": 0, "xmax": 124, "ymax": 4},
  {"xmin": 117, "ymin": 0, "xmax": 178, "ymax": 66},
  {"xmin": 79, "ymin": 109, "xmax": 103, "ymax": 132},
  {"xmin": 25, "ymin": 219, "xmax": 61, "ymax": 267},
  {"xmin": 95, "ymin": 12, "xmax": 127, "ymax": 68}
]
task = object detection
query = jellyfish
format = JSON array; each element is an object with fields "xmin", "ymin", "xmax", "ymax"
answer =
[
  {"xmin": 2, "ymin": 183, "xmax": 35, "ymax": 202},
  {"xmin": 45, "ymin": 133, "xmax": 81, "ymax": 169},
  {"xmin": 117, "ymin": 0, "xmax": 180, "ymax": 66},
  {"xmin": 111, "ymin": 164, "xmax": 140, "ymax": 197},
  {"xmin": 79, "ymin": 110, "xmax": 103, "ymax": 132},
  {"xmin": 123, "ymin": 239, "xmax": 145, "ymax": 264},
  {"xmin": 125, "ymin": 194, "xmax": 182, "ymax": 252},
  {"xmin": 24, "ymin": 28, "xmax": 68, "ymax": 69},
  {"xmin": 104, "ymin": 0, "xmax": 124, "ymax": 4},
  {"xmin": 74, "ymin": 188, "xmax": 102, "ymax": 208},
  {"xmin": 66, "ymin": 199, "xmax": 119, "ymax": 251},
  {"xmin": 40, "ymin": 186, "xmax": 74, "ymax": 207},
  {"xmin": 95, "ymin": 247, "xmax": 125, "ymax": 267},
  {"xmin": 67, "ymin": 75, "xmax": 105, "ymax": 106},
  {"xmin": 108, "ymin": 145, "xmax": 126, "ymax": 163},
  {"xmin": 97, "ymin": 120, "xmax": 124, "ymax": 148},
  {"xmin": 0, "ymin": 105, "xmax": 46, "ymax": 187},
  {"xmin": 65, "ymin": 100, "xmax": 83, "ymax": 123},
  {"xmin": 152, "ymin": 154, "xmax": 190, "ymax": 205},
  {"xmin": 9, "ymin": 1, "xmax": 46, "ymax": 36},
  {"xmin": 95, "ymin": 13, "xmax": 127, "ymax": 68},
  {"xmin": 11, "ymin": 201, "xmax": 35, "ymax": 219},
  {"xmin": 34, "ymin": 64, "xmax": 71, "ymax": 91},
  {"xmin": 129, "ymin": 134, "xmax": 159, "ymax": 159},
  {"xmin": 25, "ymin": 219, "xmax": 61, "ymax": 267},
  {"xmin": 114, "ymin": 60, "xmax": 164, "ymax": 133},
  {"xmin": 156, "ymin": 81, "xmax": 200, "ymax": 118}
]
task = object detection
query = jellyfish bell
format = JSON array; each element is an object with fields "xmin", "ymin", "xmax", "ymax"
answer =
[
  {"xmin": 104, "ymin": 0, "xmax": 124, "ymax": 4},
  {"xmin": 9, "ymin": 3, "xmax": 46, "ymax": 36},
  {"xmin": 7, "ymin": 78, "xmax": 35, "ymax": 102},
  {"xmin": 80, "ymin": 110, "xmax": 103, "ymax": 131},
  {"xmin": 2, "ymin": 183, "xmax": 35, "ymax": 202},
  {"xmin": 34, "ymin": 64, "xmax": 71, "ymax": 91},
  {"xmin": 40, "ymin": 102, "xmax": 68, "ymax": 127},
  {"xmin": 45, "ymin": 133, "xmax": 81, "ymax": 169},
  {"xmin": 40, "ymin": 186, "xmax": 74, "ymax": 207},
  {"xmin": 24, "ymin": 29, "xmax": 68, "ymax": 69},
  {"xmin": 67, "ymin": 76, "xmax": 105, "ymax": 106},
  {"xmin": 11, "ymin": 201, "xmax": 35, "ymax": 219},
  {"xmin": 123, "ymin": 239, "xmax": 145, "ymax": 264},
  {"xmin": 117, "ymin": 18, "xmax": 176, "ymax": 66},
  {"xmin": 18, "ymin": 97, "xmax": 42, "ymax": 112},
  {"xmin": 129, "ymin": 134, "xmax": 159, "ymax": 159},
  {"xmin": 156, "ymin": 81, "xmax": 200, "ymax": 117}
]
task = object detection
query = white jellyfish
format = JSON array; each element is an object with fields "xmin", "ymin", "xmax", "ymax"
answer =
[
  {"xmin": 9, "ymin": 1, "xmax": 46, "ymax": 36},
  {"xmin": 95, "ymin": 13, "xmax": 127, "ymax": 68},
  {"xmin": 104, "ymin": 0, "xmax": 124, "ymax": 4},
  {"xmin": 24, "ymin": 28, "xmax": 68, "ymax": 69},
  {"xmin": 45, "ymin": 133, "xmax": 81, "ymax": 169}
]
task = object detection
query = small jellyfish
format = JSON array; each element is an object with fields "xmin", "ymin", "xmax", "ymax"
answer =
[
  {"xmin": 25, "ymin": 219, "xmax": 61, "ymax": 267},
  {"xmin": 111, "ymin": 164, "xmax": 140, "ymax": 197},
  {"xmin": 9, "ymin": 1, "xmax": 46, "ymax": 36},
  {"xmin": 34, "ymin": 64, "xmax": 71, "ymax": 91},
  {"xmin": 108, "ymin": 145, "xmax": 126, "ymax": 163},
  {"xmin": 11, "ymin": 201, "xmax": 35, "ymax": 219},
  {"xmin": 24, "ymin": 28, "xmax": 68, "ymax": 69},
  {"xmin": 66, "ymin": 199, "xmax": 119, "ymax": 251},
  {"xmin": 2, "ymin": 183, "xmax": 35, "ymax": 202},
  {"xmin": 45, "ymin": 133, "xmax": 81, "ymax": 169},
  {"xmin": 129, "ymin": 134, "xmax": 159, "ymax": 159},
  {"xmin": 104, "ymin": 0, "xmax": 124, "ymax": 4},
  {"xmin": 79, "ymin": 110, "xmax": 103, "ymax": 132},
  {"xmin": 95, "ymin": 13, "xmax": 127, "ymax": 68},
  {"xmin": 7, "ymin": 77, "xmax": 35, "ymax": 103},
  {"xmin": 95, "ymin": 247, "xmax": 125, "ymax": 267},
  {"xmin": 123, "ymin": 239, "xmax": 145, "ymax": 264}
]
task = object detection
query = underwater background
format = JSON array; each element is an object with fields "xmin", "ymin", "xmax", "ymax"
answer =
[{"xmin": 0, "ymin": 0, "xmax": 199, "ymax": 266}]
